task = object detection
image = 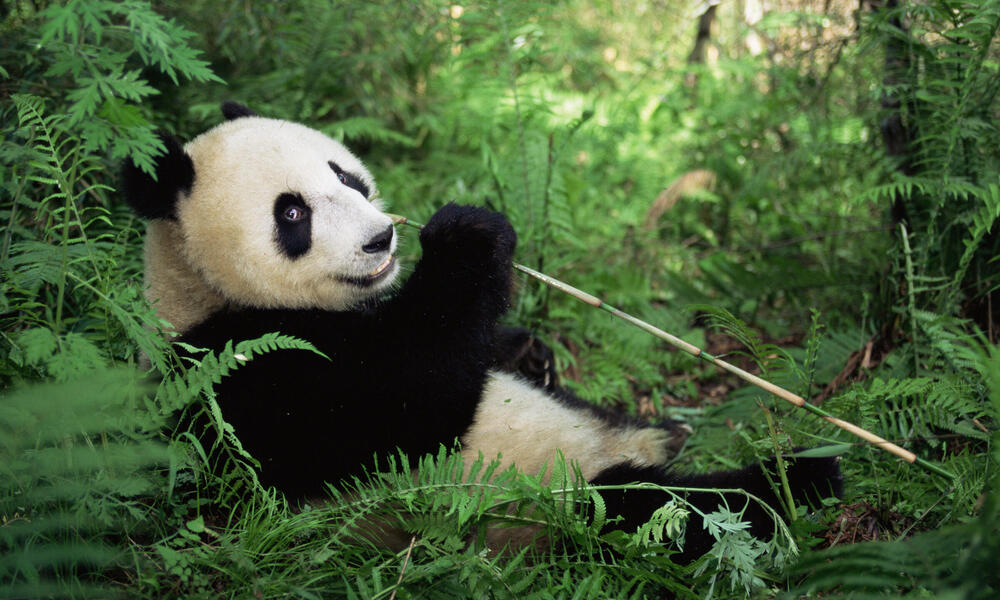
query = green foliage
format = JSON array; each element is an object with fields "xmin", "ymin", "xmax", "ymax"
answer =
[
  {"xmin": 2, "ymin": 0, "xmax": 999, "ymax": 597},
  {"xmin": 129, "ymin": 447, "xmax": 809, "ymax": 599},
  {"xmin": 0, "ymin": 370, "xmax": 170, "ymax": 599},
  {"xmin": 849, "ymin": 375, "xmax": 989, "ymax": 442},
  {"xmin": 865, "ymin": 0, "xmax": 1000, "ymax": 317},
  {"xmin": 11, "ymin": 0, "xmax": 221, "ymax": 172},
  {"xmin": 785, "ymin": 338, "xmax": 1000, "ymax": 599}
]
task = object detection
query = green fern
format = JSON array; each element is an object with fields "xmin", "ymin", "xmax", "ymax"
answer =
[
  {"xmin": 160, "ymin": 445, "xmax": 798, "ymax": 599},
  {"xmin": 160, "ymin": 332, "xmax": 326, "ymax": 412},
  {"xmin": 787, "ymin": 459, "xmax": 998, "ymax": 599},
  {"xmin": 32, "ymin": 0, "xmax": 222, "ymax": 171},
  {"xmin": 0, "ymin": 369, "xmax": 170, "ymax": 599},
  {"xmin": 861, "ymin": 376, "xmax": 988, "ymax": 442},
  {"xmin": 787, "ymin": 336, "xmax": 1000, "ymax": 598},
  {"xmin": 11, "ymin": 94, "xmax": 112, "ymax": 330},
  {"xmin": 867, "ymin": 0, "xmax": 1000, "ymax": 323},
  {"xmin": 946, "ymin": 178, "xmax": 1000, "ymax": 307},
  {"xmin": 3, "ymin": 94, "xmax": 173, "ymax": 386}
]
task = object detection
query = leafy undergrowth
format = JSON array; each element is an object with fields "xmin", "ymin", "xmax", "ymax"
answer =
[{"xmin": 3, "ymin": 0, "xmax": 999, "ymax": 598}]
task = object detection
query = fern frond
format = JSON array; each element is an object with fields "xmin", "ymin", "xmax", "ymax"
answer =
[
  {"xmin": 944, "ymin": 178, "xmax": 1000, "ymax": 306},
  {"xmin": 0, "ymin": 369, "xmax": 170, "ymax": 598},
  {"xmin": 320, "ymin": 117, "xmax": 416, "ymax": 146},
  {"xmin": 156, "ymin": 332, "xmax": 329, "ymax": 503},
  {"xmin": 11, "ymin": 94, "xmax": 115, "ymax": 337},
  {"xmin": 868, "ymin": 375, "xmax": 989, "ymax": 441},
  {"xmin": 789, "ymin": 519, "xmax": 999, "ymax": 598}
]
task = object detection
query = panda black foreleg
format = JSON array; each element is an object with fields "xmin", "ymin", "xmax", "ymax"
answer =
[
  {"xmin": 386, "ymin": 204, "xmax": 516, "ymax": 336},
  {"xmin": 357, "ymin": 205, "xmax": 518, "ymax": 454},
  {"xmin": 590, "ymin": 454, "xmax": 843, "ymax": 563}
]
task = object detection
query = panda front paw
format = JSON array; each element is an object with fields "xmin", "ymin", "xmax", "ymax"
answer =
[{"xmin": 420, "ymin": 204, "xmax": 517, "ymax": 268}]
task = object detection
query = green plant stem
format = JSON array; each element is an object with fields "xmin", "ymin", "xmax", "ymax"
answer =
[
  {"xmin": 496, "ymin": 0, "xmax": 532, "ymax": 214},
  {"xmin": 1, "ymin": 167, "xmax": 27, "ymax": 266},
  {"xmin": 759, "ymin": 401, "xmax": 797, "ymax": 521},
  {"xmin": 900, "ymin": 223, "xmax": 919, "ymax": 374},
  {"xmin": 388, "ymin": 214, "xmax": 956, "ymax": 481},
  {"xmin": 54, "ymin": 167, "xmax": 72, "ymax": 336}
]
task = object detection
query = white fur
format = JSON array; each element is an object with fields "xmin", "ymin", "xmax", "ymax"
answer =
[
  {"xmin": 144, "ymin": 220, "xmax": 226, "ymax": 333},
  {"xmin": 462, "ymin": 372, "xmax": 671, "ymax": 480},
  {"xmin": 144, "ymin": 116, "xmax": 399, "ymax": 332}
]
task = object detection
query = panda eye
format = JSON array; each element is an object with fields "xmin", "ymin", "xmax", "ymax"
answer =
[
  {"xmin": 328, "ymin": 160, "xmax": 371, "ymax": 198},
  {"xmin": 282, "ymin": 205, "xmax": 307, "ymax": 222},
  {"xmin": 274, "ymin": 193, "xmax": 311, "ymax": 258},
  {"xmin": 274, "ymin": 193, "xmax": 310, "ymax": 224}
]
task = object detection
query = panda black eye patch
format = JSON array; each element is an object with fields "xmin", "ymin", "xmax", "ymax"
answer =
[
  {"xmin": 273, "ymin": 192, "xmax": 312, "ymax": 259},
  {"xmin": 328, "ymin": 161, "xmax": 370, "ymax": 199}
]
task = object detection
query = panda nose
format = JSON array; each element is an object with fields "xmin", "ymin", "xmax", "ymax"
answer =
[{"xmin": 362, "ymin": 225, "xmax": 394, "ymax": 254}]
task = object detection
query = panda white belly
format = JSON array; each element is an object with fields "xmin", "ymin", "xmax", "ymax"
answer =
[{"xmin": 461, "ymin": 371, "xmax": 672, "ymax": 480}]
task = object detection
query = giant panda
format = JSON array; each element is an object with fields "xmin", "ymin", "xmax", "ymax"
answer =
[{"xmin": 123, "ymin": 102, "xmax": 842, "ymax": 561}]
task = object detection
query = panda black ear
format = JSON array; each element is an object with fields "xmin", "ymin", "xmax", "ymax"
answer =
[
  {"xmin": 122, "ymin": 133, "xmax": 194, "ymax": 220},
  {"xmin": 221, "ymin": 101, "xmax": 258, "ymax": 120}
]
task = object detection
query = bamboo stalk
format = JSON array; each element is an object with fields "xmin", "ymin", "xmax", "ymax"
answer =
[{"xmin": 388, "ymin": 214, "xmax": 956, "ymax": 480}]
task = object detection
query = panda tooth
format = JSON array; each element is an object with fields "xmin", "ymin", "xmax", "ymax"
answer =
[{"xmin": 370, "ymin": 256, "xmax": 393, "ymax": 276}]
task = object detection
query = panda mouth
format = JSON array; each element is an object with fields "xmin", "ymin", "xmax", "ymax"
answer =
[{"xmin": 338, "ymin": 255, "xmax": 396, "ymax": 287}]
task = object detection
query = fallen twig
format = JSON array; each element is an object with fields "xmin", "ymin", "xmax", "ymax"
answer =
[{"xmin": 389, "ymin": 536, "xmax": 417, "ymax": 600}]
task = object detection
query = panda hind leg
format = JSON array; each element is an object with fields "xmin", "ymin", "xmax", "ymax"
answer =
[
  {"xmin": 613, "ymin": 426, "xmax": 676, "ymax": 468},
  {"xmin": 589, "ymin": 453, "xmax": 843, "ymax": 564}
]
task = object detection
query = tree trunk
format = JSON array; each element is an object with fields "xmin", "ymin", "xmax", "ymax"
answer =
[
  {"xmin": 687, "ymin": 3, "xmax": 718, "ymax": 65},
  {"xmin": 684, "ymin": 3, "xmax": 719, "ymax": 96}
]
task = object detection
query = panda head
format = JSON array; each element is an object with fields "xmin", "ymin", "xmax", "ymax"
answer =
[{"xmin": 124, "ymin": 103, "xmax": 399, "ymax": 329}]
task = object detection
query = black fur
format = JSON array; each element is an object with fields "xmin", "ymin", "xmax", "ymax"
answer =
[
  {"xmin": 122, "ymin": 134, "xmax": 194, "ymax": 220},
  {"xmin": 157, "ymin": 185, "xmax": 841, "ymax": 558},
  {"xmin": 273, "ymin": 192, "xmax": 312, "ymax": 259},
  {"xmin": 591, "ymin": 454, "xmax": 844, "ymax": 563},
  {"xmin": 181, "ymin": 204, "xmax": 515, "ymax": 498},
  {"xmin": 120, "ymin": 106, "xmax": 844, "ymax": 561},
  {"xmin": 490, "ymin": 327, "xmax": 559, "ymax": 391},
  {"xmin": 222, "ymin": 101, "xmax": 259, "ymax": 120},
  {"xmin": 328, "ymin": 161, "xmax": 371, "ymax": 198}
]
